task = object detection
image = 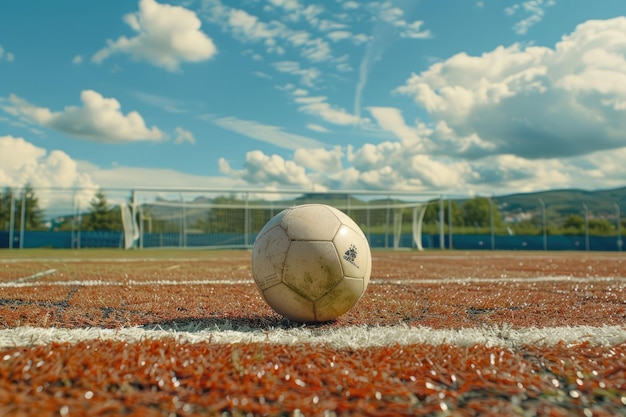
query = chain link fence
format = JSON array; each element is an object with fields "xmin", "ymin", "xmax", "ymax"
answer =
[{"xmin": 0, "ymin": 186, "xmax": 623, "ymax": 251}]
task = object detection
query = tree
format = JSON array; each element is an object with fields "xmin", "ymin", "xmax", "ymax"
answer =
[
  {"xmin": 16, "ymin": 184, "xmax": 45, "ymax": 231},
  {"xmin": 588, "ymin": 218, "xmax": 615, "ymax": 235},
  {"xmin": 562, "ymin": 214, "xmax": 584, "ymax": 231},
  {"xmin": 82, "ymin": 189, "xmax": 122, "ymax": 231},
  {"xmin": 461, "ymin": 197, "xmax": 503, "ymax": 228},
  {"xmin": 423, "ymin": 199, "xmax": 464, "ymax": 227},
  {"xmin": 195, "ymin": 195, "xmax": 247, "ymax": 234},
  {"xmin": 0, "ymin": 188, "xmax": 15, "ymax": 231}
]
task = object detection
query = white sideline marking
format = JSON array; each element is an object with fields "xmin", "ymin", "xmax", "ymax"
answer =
[
  {"xmin": 0, "ymin": 276, "xmax": 624, "ymax": 289},
  {"xmin": 14, "ymin": 269, "xmax": 57, "ymax": 283},
  {"xmin": 0, "ymin": 258, "xmax": 222, "ymax": 263},
  {"xmin": 0, "ymin": 324, "xmax": 625, "ymax": 349}
]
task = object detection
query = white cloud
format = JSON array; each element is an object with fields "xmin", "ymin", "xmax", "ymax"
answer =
[
  {"xmin": 219, "ymin": 151, "xmax": 313, "ymax": 188},
  {"xmin": 200, "ymin": 0, "xmax": 345, "ymax": 70},
  {"xmin": 0, "ymin": 136, "xmax": 98, "ymax": 212},
  {"xmin": 224, "ymin": 7, "xmax": 318, "ymax": 59},
  {"xmin": 267, "ymin": 0, "xmax": 301, "ymax": 12},
  {"xmin": 173, "ymin": 127, "xmax": 195, "ymax": 144},
  {"xmin": 327, "ymin": 30, "xmax": 353, "ymax": 42},
  {"xmin": 306, "ymin": 123, "xmax": 330, "ymax": 133},
  {"xmin": 300, "ymin": 37, "xmax": 332, "ymax": 62},
  {"xmin": 0, "ymin": 135, "xmax": 250, "ymax": 215},
  {"xmin": 395, "ymin": 17, "xmax": 626, "ymax": 160},
  {"xmin": 372, "ymin": 3, "xmax": 431, "ymax": 39},
  {"xmin": 295, "ymin": 95, "xmax": 362, "ymax": 126},
  {"xmin": 92, "ymin": 0, "xmax": 217, "ymax": 72},
  {"xmin": 353, "ymin": 3, "xmax": 431, "ymax": 120},
  {"xmin": 505, "ymin": 0, "xmax": 556, "ymax": 35},
  {"xmin": 72, "ymin": 55, "xmax": 83, "ymax": 65},
  {"xmin": 0, "ymin": 45, "xmax": 15, "ymax": 62},
  {"xmin": 367, "ymin": 107, "xmax": 427, "ymax": 150},
  {"xmin": 341, "ymin": 1, "xmax": 360, "ymax": 10},
  {"xmin": 219, "ymin": 18, "xmax": 626, "ymax": 195},
  {"xmin": 293, "ymin": 146, "xmax": 343, "ymax": 172},
  {"xmin": 273, "ymin": 61, "xmax": 321, "ymax": 87},
  {"xmin": 132, "ymin": 91, "xmax": 189, "ymax": 114},
  {"xmin": 210, "ymin": 116, "xmax": 325, "ymax": 150},
  {"xmin": 90, "ymin": 165, "xmax": 243, "ymax": 190},
  {"xmin": 4, "ymin": 90, "xmax": 167, "ymax": 144}
]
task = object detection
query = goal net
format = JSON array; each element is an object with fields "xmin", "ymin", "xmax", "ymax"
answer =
[{"xmin": 130, "ymin": 188, "xmax": 434, "ymax": 250}]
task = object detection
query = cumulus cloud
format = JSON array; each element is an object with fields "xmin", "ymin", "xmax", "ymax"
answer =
[
  {"xmin": 395, "ymin": 17, "xmax": 626, "ymax": 160},
  {"xmin": 219, "ymin": 151, "xmax": 313, "ymax": 188},
  {"xmin": 4, "ymin": 90, "xmax": 167, "ymax": 144},
  {"xmin": 0, "ymin": 136, "xmax": 250, "ymax": 216},
  {"xmin": 219, "ymin": 17, "xmax": 626, "ymax": 195},
  {"xmin": 293, "ymin": 146, "xmax": 343, "ymax": 172},
  {"xmin": 92, "ymin": 0, "xmax": 217, "ymax": 71},
  {"xmin": 0, "ymin": 136, "xmax": 98, "ymax": 212}
]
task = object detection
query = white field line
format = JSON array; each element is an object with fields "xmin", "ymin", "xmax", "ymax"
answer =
[
  {"xmin": 13, "ymin": 268, "xmax": 57, "ymax": 284},
  {"xmin": 0, "ymin": 258, "xmax": 222, "ymax": 263},
  {"xmin": 1, "ymin": 324, "xmax": 625, "ymax": 350},
  {"xmin": 0, "ymin": 276, "xmax": 625, "ymax": 289}
]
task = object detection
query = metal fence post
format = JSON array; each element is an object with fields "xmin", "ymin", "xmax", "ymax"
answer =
[
  {"xmin": 19, "ymin": 190, "xmax": 26, "ymax": 249},
  {"xmin": 447, "ymin": 198, "xmax": 453, "ymax": 250},
  {"xmin": 616, "ymin": 203, "xmax": 622, "ymax": 252},
  {"xmin": 539, "ymin": 198, "xmax": 547, "ymax": 251},
  {"xmin": 583, "ymin": 203, "xmax": 589, "ymax": 251},
  {"xmin": 489, "ymin": 197, "xmax": 495, "ymax": 250},
  {"xmin": 8, "ymin": 192, "xmax": 15, "ymax": 249},
  {"xmin": 439, "ymin": 196, "xmax": 444, "ymax": 249}
]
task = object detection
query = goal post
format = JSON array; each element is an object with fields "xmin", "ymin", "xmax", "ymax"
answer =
[{"xmin": 130, "ymin": 188, "xmax": 440, "ymax": 250}]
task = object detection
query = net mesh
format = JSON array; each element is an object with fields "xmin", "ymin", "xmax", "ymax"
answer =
[{"xmin": 132, "ymin": 189, "xmax": 432, "ymax": 250}]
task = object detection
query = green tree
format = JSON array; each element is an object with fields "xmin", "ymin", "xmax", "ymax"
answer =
[
  {"xmin": 461, "ymin": 197, "xmax": 503, "ymax": 228},
  {"xmin": 562, "ymin": 214, "xmax": 584, "ymax": 231},
  {"xmin": 140, "ymin": 205, "xmax": 176, "ymax": 233},
  {"xmin": 0, "ymin": 187, "xmax": 15, "ymax": 231},
  {"xmin": 423, "ymin": 199, "xmax": 464, "ymax": 227},
  {"xmin": 83, "ymin": 189, "xmax": 122, "ymax": 231},
  {"xmin": 16, "ymin": 184, "xmax": 45, "ymax": 231},
  {"xmin": 512, "ymin": 219, "xmax": 541, "ymax": 235},
  {"xmin": 561, "ymin": 214, "xmax": 584, "ymax": 235},
  {"xmin": 588, "ymin": 218, "xmax": 615, "ymax": 235},
  {"xmin": 195, "ymin": 195, "xmax": 246, "ymax": 233}
]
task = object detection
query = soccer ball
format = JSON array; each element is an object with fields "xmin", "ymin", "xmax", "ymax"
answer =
[{"xmin": 252, "ymin": 204, "xmax": 372, "ymax": 322}]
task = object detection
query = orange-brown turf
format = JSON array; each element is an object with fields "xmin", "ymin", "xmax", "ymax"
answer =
[{"xmin": 1, "ymin": 250, "xmax": 625, "ymax": 416}]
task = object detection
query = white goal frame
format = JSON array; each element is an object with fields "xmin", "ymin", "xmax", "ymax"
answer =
[{"xmin": 129, "ymin": 187, "xmax": 443, "ymax": 251}]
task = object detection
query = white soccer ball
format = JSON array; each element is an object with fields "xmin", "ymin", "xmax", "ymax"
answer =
[{"xmin": 252, "ymin": 203, "xmax": 372, "ymax": 322}]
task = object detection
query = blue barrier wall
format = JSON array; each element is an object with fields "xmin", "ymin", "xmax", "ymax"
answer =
[
  {"xmin": 0, "ymin": 231, "xmax": 622, "ymax": 251},
  {"xmin": 0, "ymin": 231, "xmax": 124, "ymax": 249}
]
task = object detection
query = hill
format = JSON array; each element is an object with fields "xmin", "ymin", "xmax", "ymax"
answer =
[{"xmin": 492, "ymin": 186, "xmax": 626, "ymax": 223}]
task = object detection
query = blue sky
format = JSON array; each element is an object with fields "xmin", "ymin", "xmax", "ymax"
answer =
[{"xmin": 1, "ymin": 0, "xmax": 626, "ymax": 209}]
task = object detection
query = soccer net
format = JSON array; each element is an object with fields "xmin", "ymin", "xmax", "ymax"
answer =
[{"xmin": 130, "ymin": 189, "xmax": 434, "ymax": 250}]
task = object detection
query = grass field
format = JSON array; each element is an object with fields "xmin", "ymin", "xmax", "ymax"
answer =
[{"xmin": 0, "ymin": 249, "xmax": 625, "ymax": 416}]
